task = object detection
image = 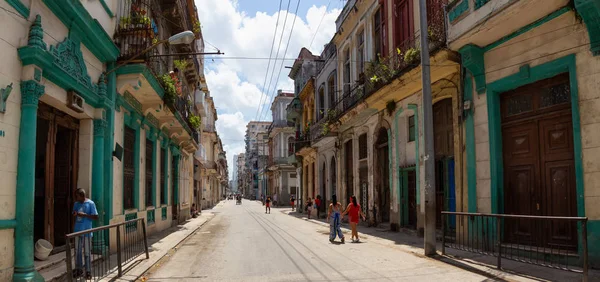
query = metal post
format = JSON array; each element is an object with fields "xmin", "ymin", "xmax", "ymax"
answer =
[
  {"xmin": 496, "ymin": 218, "xmax": 502, "ymax": 269},
  {"xmin": 142, "ymin": 219, "xmax": 150, "ymax": 259},
  {"xmin": 418, "ymin": 0, "xmax": 436, "ymax": 256},
  {"xmin": 441, "ymin": 212, "xmax": 446, "ymax": 255},
  {"xmin": 116, "ymin": 225, "xmax": 122, "ymax": 277},
  {"xmin": 582, "ymin": 220, "xmax": 588, "ymax": 282},
  {"xmin": 65, "ymin": 237, "xmax": 73, "ymax": 282}
]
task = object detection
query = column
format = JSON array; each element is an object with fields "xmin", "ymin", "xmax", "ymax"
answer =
[
  {"xmin": 14, "ymin": 80, "xmax": 45, "ymax": 282},
  {"xmin": 92, "ymin": 118, "xmax": 106, "ymax": 253}
]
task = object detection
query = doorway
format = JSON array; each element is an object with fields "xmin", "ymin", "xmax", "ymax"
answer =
[
  {"xmin": 171, "ymin": 156, "xmax": 178, "ymax": 220},
  {"xmin": 433, "ymin": 98, "xmax": 455, "ymax": 229},
  {"xmin": 375, "ymin": 128, "xmax": 390, "ymax": 224},
  {"xmin": 344, "ymin": 140, "xmax": 353, "ymax": 206},
  {"xmin": 400, "ymin": 168, "xmax": 417, "ymax": 229},
  {"xmin": 34, "ymin": 103, "xmax": 79, "ymax": 250},
  {"xmin": 500, "ymin": 73, "xmax": 577, "ymax": 250}
]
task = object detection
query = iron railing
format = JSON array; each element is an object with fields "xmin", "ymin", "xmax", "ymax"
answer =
[
  {"xmin": 65, "ymin": 218, "xmax": 149, "ymax": 282},
  {"xmin": 294, "ymin": 131, "xmax": 310, "ymax": 153},
  {"xmin": 441, "ymin": 211, "xmax": 588, "ymax": 281}
]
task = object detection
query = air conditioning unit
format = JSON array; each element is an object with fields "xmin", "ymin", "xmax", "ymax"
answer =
[{"xmin": 67, "ymin": 91, "xmax": 84, "ymax": 113}]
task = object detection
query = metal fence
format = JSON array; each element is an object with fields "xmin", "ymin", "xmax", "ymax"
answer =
[
  {"xmin": 65, "ymin": 218, "xmax": 149, "ymax": 282},
  {"xmin": 441, "ymin": 211, "xmax": 588, "ymax": 281}
]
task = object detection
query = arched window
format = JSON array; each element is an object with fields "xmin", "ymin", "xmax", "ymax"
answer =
[
  {"xmin": 318, "ymin": 84, "xmax": 325, "ymax": 120},
  {"xmin": 327, "ymin": 71, "xmax": 336, "ymax": 110}
]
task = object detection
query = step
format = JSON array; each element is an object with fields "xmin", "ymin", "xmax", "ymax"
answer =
[{"xmin": 35, "ymin": 251, "xmax": 67, "ymax": 273}]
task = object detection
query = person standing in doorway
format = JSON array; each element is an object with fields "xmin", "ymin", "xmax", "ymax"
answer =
[
  {"xmin": 315, "ymin": 195, "xmax": 322, "ymax": 219},
  {"xmin": 72, "ymin": 188, "xmax": 98, "ymax": 279},
  {"xmin": 327, "ymin": 195, "xmax": 345, "ymax": 243},
  {"xmin": 265, "ymin": 196, "xmax": 271, "ymax": 214},
  {"xmin": 342, "ymin": 195, "xmax": 366, "ymax": 243}
]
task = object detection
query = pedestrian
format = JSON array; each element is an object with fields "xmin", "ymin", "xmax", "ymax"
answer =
[
  {"xmin": 290, "ymin": 195, "xmax": 296, "ymax": 211},
  {"xmin": 305, "ymin": 197, "xmax": 313, "ymax": 219},
  {"xmin": 190, "ymin": 204, "xmax": 199, "ymax": 218},
  {"xmin": 327, "ymin": 195, "xmax": 345, "ymax": 243},
  {"xmin": 265, "ymin": 196, "xmax": 271, "ymax": 214},
  {"xmin": 342, "ymin": 195, "xmax": 366, "ymax": 243},
  {"xmin": 72, "ymin": 188, "xmax": 98, "ymax": 279},
  {"xmin": 315, "ymin": 195, "xmax": 322, "ymax": 219}
]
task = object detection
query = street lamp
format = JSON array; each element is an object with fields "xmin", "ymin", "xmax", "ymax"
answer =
[{"xmin": 105, "ymin": 30, "xmax": 196, "ymax": 76}]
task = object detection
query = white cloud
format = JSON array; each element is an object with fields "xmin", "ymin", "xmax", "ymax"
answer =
[{"xmin": 197, "ymin": 0, "xmax": 340, "ymax": 171}]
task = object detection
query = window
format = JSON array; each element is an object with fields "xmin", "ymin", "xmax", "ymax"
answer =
[
  {"xmin": 343, "ymin": 48, "xmax": 351, "ymax": 95},
  {"xmin": 373, "ymin": 6, "xmax": 387, "ymax": 58},
  {"xmin": 124, "ymin": 126, "xmax": 136, "ymax": 210},
  {"xmin": 357, "ymin": 30, "xmax": 365, "ymax": 75},
  {"xmin": 288, "ymin": 137, "xmax": 295, "ymax": 156},
  {"xmin": 160, "ymin": 148, "xmax": 166, "ymax": 205},
  {"xmin": 327, "ymin": 71, "xmax": 336, "ymax": 110},
  {"xmin": 408, "ymin": 115, "xmax": 415, "ymax": 142},
  {"xmin": 318, "ymin": 85, "xmax": 325, "ymax": 120},
  {"xmin": 290, "ymin": 173, "xmax": 297, "ymax": 178},
  {"xmin": 393, "ymin": 0, "xmax": 413, "ymax": 49},
  {"xmin": 145, "ymin": 139, "xmax": 154, "ymax": 207},
  {"xmin": 290, "ymin": 186, "xmax": 297, "ymax": 195},
  {"xmin": 359, "ymin": 134, "xmax": 368, "ymax": 160}
]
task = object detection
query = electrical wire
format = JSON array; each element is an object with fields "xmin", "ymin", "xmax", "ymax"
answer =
[
  {"xmin": 259, "ymin": 0, "xmax": 302, "ymax": 122},
  {"xmin": 253, "ymin": 0, "xmax": 285, "ymax": 123}
]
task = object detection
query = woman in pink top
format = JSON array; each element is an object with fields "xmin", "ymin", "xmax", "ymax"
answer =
[{"xmin": 342, "ymin": 195, "xmax": 366, "ymax": 243}]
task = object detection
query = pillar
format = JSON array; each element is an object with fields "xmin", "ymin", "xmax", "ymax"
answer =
[
  {"xmin": 92, "ymin": 118, "xmax": 106, "ymax": 253},
  {"xmin": 14, "ymin": 80, "xmax": 45, "ymax": 282}
]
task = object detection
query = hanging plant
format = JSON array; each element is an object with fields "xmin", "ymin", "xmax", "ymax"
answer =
[
  {"xmin": 321, "ymin": 122, "xmax": 330, "ymax": 136},
  {"xmin": 193, "ymin": 20, "xmax": 201, "ymax": 34},
  {"xmin": 386, "ymin": 100, "xmax": 396, "ymax": 116},
  {"xmin": 161, "ymin": 74, "xmax": 177, "ymax": 106},
  {"xmin": 188, "ymin": 114, "xmax": 201, "ymax": 129}
]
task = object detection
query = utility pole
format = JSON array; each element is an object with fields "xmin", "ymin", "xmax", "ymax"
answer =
[{"xmin": 419, "ymin": 0, "xmax": 436, "ymax": 256}]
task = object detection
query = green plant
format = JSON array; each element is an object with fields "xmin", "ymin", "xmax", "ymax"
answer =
[
  {"xmin": 386, "ymin": 100, "xmax": 396, "ymax": 116},
  {"xmin": 161, "ymin": 74, "xmax": 177, "ymax": 105},
  {"xmin": 119, "ymin": 17, "xmax": 131, "ymax": 28},
  {"xmin": 193, "ymin": 20, "xmax": 201, "ymax": 34},
  {"xmin": 321, "ymin": 122, "xmax": 330, "ymax": 136},
  {"xmin": 152, "ymin": 38, "xmax": 158, "ymax": 45},
  {"xmin": 404, "ymin": 48, "xmax": 420, "ymax": 64},
  {"xmin": 174, "ymin": 59, "xmax": 188, "ymax": 70},
  {"xmin": 188, "ymin": 114, "xmax": 201, "ymax": 129}
]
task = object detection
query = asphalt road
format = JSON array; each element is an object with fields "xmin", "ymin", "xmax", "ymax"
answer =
[{"xmin": 144, "ymin": 200, "xmax": 487, "ymax": 282}]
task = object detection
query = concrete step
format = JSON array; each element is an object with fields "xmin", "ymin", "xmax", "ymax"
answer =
[
  {"xmin": 39, "ymin": 262, "xmax": 68, "ymax": 282},
  {"xmin": 35, "ymin": 251, "xmax": 67, "ymax": 273}
]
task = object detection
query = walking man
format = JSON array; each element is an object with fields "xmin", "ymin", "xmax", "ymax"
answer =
[{"xmin": 72, "ymin": 188, "xmax": 98, "ymax": 279}]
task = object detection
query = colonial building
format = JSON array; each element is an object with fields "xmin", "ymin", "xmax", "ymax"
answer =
[
  {"xmin": 445, "ymin": 0, "xmax": 600, "ymax": 266},
  {"xmin": 266, "ymin": 90, "xmax": 296, "ymax": 204},
  {"xmin": 0, "ymin": 0, "xmax": 225, "ymax": 280},
  {"xmin": 244, "ymin": 121, "xmax": 270, "ymax": 199}
]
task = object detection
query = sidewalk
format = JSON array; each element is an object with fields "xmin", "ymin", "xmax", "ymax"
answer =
[
  {"xmin": 281, "ymin": 207, "xmax": 600, "ymax": 282},
  {"xmin": 100, "ymin": 209, "xmax": 216, "ymax": 282}
]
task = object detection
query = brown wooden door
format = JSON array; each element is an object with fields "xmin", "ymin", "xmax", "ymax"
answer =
[
  {"xmin": 433, "ymin": 99, "xmax": 453, "ymax": 228},
  {"xmin": 501, "ymin": 73, "xmax": 576, "ymax": 249},
  {"xmin": 393, "ymin": 0, "xmax": 413, "ymax": 50},
  {"xmin": 407, "ymin": 170, "xmax": 417, "ymax": 228},
  {"xmin": 53, "ymin": 125, "xmax": 73, "ymax": 248}
]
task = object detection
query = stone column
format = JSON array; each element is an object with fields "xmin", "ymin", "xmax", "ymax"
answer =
[
  {"xmin": 14, "ymin": 80, "xmax": 45, "ymax": 282},
  {"xmin": 92, "ymin": 118, "xmax": 106, "ymax": 254}
]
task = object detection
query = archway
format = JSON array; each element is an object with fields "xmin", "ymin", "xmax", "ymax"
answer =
[
  {"xmin": 330, "ymin": 156, "xmax": 337, "ymax": 203},
  {"xmin": 375, "ymin": 127, "xmax": 390, "ymax": 224}
]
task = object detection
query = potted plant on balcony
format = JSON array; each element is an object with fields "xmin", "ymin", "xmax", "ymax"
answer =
[
  {"xmin": 404, "ymin": 48, "xmax": 420, "ymax": 65},
  {"xmin": 188, "ymin": 114, "xmax": 201, "ymax": 130},
  {"xmin": 161, "ymin": 74, "xmax": 177, "ymax": 106}
]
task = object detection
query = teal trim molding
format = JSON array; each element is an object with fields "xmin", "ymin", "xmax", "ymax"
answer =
[
  {"xmin": 484, "ymin": 7, "xmax": 571, "ymax": 52},
  {"xmin": 574, "ymin": 0, "xmax": 600, "ymax": 56},
  {"xmin": 5, "ymin": 0, "xmax": 29, "ymax": 18},
  {"xmin": 486, "ymin": 54, "xmax": 584, "ymax": 217},
  {"xmin": 92, "ymin": 118, "xmax": 106, "ymax": 228},
  {"xmin": 14, "ymin": 80, "xmax": 45, "ymax": 282},
  {"xmin": 459, "ymin": 44, "xmax": 486, "ymax": 94},
  {"xmin": 116, "ymin": 64, "xmax": 165, "ymax": 99},
  {"xmin": 18, "ymin": 16, "xmax": 112, "ymax": 109},
  {"xmin": 0, "ymin": 83, "xmax": 13, "ymax": 113},
  {"xmin": 0, "ymin": 219, "xmax": 16, "ymax": 229},
  {"xmin": 464, "ymin": 72, "xmax": 477, "ymax": 213},
  {"xmin": 42, "ymin": 0, "xmax": 119, "ymax": 62},
  {"xmin": 474, "ymin": 0, "xmax": 490, "ymax": 10},
  {"xmin": 448, "ymin": 0, "xmax": 469, "ymax": 22},
  {"xmin": 99, "ymin": 0, "xmax": 114, "ymax": 18},
  {"xmin": 104, "ymin": 61, "xmax": 116, "ymax": 224},
  {"xmin": 124, "ymin": 112, "xmax": 142, "ymax": 211}
]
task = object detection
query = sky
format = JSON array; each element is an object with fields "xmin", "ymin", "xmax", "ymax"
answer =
[{"xmin": 196, "ymin": 0, "xmax": 343, "ymax": 173}]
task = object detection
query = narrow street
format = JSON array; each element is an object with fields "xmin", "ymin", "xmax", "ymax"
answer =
[{"xmin": 143, "ymin": 200, "xmax": 486, "ymax": 282}]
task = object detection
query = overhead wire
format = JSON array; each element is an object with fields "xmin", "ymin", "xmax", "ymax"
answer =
[
  {"xmin": 257, "ymin": 0, "xmax": 294, "ymax": 122},
  {"xmin": 253, "ymin": 0, "xmax": 286, "ymax": 123},
  {"xmin": 259, "ymin": 0, "xmax": 302, "ymax": 122}
]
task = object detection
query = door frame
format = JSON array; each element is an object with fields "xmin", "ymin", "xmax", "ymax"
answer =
[{"xmin": 486, "ymin": 54, "xmax": 584, "ymax": 217}]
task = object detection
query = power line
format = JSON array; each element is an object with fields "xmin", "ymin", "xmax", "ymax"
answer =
[
  {"xmin": 253, "ymin": 0, "xmax": 285, "ymax": 124},
  {"xmin": 260, "ymin": 0, "xmax": 302, "ymax": 122},
  {"xmin": 308, "ymin": 0, "xmax": 332, "ymax": 51},
  {"xmin": 257, "ymin": 0, "xmax": 294, "ymax": 122}
]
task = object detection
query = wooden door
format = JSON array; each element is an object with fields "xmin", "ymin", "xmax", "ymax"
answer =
[
  {"xmin": 171, "ymin": 156, "xmax": 178, "ymax": 219},
  {"xmin": 146, "ymin": 139, "xmax": 154, "ymax": 207},
  {"xmin": 501, "ymin": 73, "xmax": 576, "ymax": 249},
  {"xmin": 433, "ymin": 99, "xmax": 454, "ymax": 228},
  {"xmin": 376, "ymin": 128, "xmax": 390, "ymax": 223},
  {"xmin": 407, "ymin": 170, "xmax": 417, "ymax": 228},
  {"xmin": 123, "ymin": 127, "xmax": 136, "ymax": 210},
  {"xmin": 53, "ymin": 125, "xmax": 73, "ymax": 248}
]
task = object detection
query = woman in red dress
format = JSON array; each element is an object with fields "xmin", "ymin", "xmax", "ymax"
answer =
[
  {"xmin": 265, "ymin": 196, "xmax": 271, "ymax": 214},
  {"xmin": 342, "ymin": 195, "xmax": 366, "ymax": 243}
]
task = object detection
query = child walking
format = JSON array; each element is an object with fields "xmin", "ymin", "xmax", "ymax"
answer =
[{"xmin": 265, "ymin": 196, "xmax": 271, "ymax": 214}]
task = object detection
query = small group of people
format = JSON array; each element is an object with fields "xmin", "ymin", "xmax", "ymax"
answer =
[
  {"xmin": 327, "ymin": 195, "xmax": 366, "ymax": 243},
  {"xmin": 304, "ymin": 195, "xmax": 323, "ymax": 219}
]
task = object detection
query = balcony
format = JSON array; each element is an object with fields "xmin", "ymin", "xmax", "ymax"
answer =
[
  {"xmin": 446, "ymin": 0, "xmax": 569, "ymax": 49},
  {"xmin": 286, "ymin": 97, "xmax": 302, "ymax": 121},
  {"xmin": 194, "ymin": 89, "xmax": 207, "ymax": 117},
  {"xmin": 294, "ymin": 131, "xmax": 311, "ymax": 154},
  {"xmin": 195, "ymin": 143, "xmax": 206, "ymax": 162}
]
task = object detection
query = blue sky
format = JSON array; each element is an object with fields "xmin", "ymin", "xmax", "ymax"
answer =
[{"xmin": 197, "ymin": 0, "xmax": 342, "ymax": 171}]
